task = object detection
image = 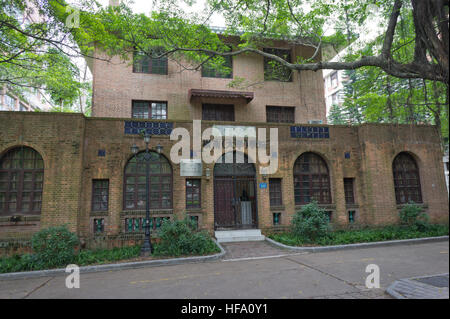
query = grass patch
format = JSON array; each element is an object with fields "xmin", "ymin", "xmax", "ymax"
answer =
[{"xmin": 268, "ymin": 224, "xmax": 449, "ymax": 247}]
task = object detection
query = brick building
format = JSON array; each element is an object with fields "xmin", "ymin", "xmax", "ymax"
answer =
[{"xmin": 0, "ymin": 37, "xmax": 448, "ymax": 246}]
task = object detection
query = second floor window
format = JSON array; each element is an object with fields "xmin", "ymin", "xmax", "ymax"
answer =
[
  {"xmin": 4, "ymin": 95, "xmax": 15, "ymax": 109},
  {"xmin": 132, "ymin": 101, "xmax": 167, "ymax": 120},
  {"xmin": 266, "ymin": 106, "xmax": 295, "ymax": 123},
  {"xmin": 202, "ymin": 104, "xmax": 235, "ymax": 121},
  {"xmin": 133, "ymin": 49, "xmax": 168, "ymax": 75},
  {"xmin": 202, "ymin": 54, "xmax": 233, "ymax": 78},
  {"xmin": 263, "ymin": 48, "xmax": 293, "ymax": 82},
  {"xmin": 330, "ymin": 72, "xmax": 338, "ymax": 87}
]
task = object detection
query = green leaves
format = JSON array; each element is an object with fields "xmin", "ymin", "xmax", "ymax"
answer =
[
  {"xmin": 0, "ymin": 0, "xmax": 91, "ymax": 111},
  {"xmin": 154, "ymin": 217, "xmax": 219, "ymax": 257},
  {"xmin": 31, "ymin": 225, "xmax": 79, "ymax": 269},
  {"xmin": 269, "ymin": 224, "xmax": 449, "ymax": 246},
  {"xmin": 291, "ymin": 202, "xmax": 330, "ymax": 242}
]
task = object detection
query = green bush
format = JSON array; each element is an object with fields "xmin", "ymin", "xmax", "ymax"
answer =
[
  {"xmin": 399, "ymin": 202, "xmax": 430, "ymax": 231},
  {"xmin": 269, "ymin": 224, "xmax": 449, "ymax": 247},
  {"xmin": 154, "ymin": 218, "xmax": 219, "ymax": 257},
  {"xmin": 75, "ymin": 245, "xmax": 141, "ymax": 266},
  {"xmin": 31, "ymin": 225, "xmax": 79, "ymax": 269},
  {"xmin": 0, "ymin": 253, "xmax": 38, "ymax": 273},
  {"xmin": 291, "ymin": 202, "xmax": 330, "ymax": 242}
]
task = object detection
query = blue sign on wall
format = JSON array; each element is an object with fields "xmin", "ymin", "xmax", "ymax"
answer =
[{"xmin": 259, "ymin": 182, "xmax": 267, "ymax": 189}]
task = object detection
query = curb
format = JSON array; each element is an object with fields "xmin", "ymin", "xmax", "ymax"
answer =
[
  {"xmin": 0, "ymin": 240, "xmax": 226, "ymax": 281},
  {"xmin": 385, "ymin": 281, "xmax": 407, "ymax": 299},
  {"xmin": 265, "ymin": 235, "xmax": 449, "ymax": 252},
  {"xmin": 386, "ymin": 273, "xmax": 449, "ymax": 299}
]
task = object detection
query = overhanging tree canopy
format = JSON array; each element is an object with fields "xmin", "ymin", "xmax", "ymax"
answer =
[{"xmin": 48, "ymin": 0, "xmax": 448, "ymax": 84}]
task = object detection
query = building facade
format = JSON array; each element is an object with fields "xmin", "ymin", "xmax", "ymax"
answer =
[
  {"xmin": 0, "ymin": 86, "xmax": 53, "ymax": 112},
  {"xmin": 323, "ymin": 69, "xmax": 348, "ymax": 116},
  {"xmin": 0, "ymin": 38, "xmax": 448, "ymax": 246}
]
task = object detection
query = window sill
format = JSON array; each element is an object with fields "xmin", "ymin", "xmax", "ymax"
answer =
[
  {"xmin": 263, "ymin": 79, "xmax": 293, "ymax": 83},
  {"xmin": 396, "ymin": 203, "xmax": 428, "ymax": 209},
  {"xmin": 295, "ymin": 204, "xmax": 336, "ymax": 210},
  {"xmin": 0, "ymin": 215, "xmax": 40, "ymax": 223},
  {"xmin": 201, "ymin": 75, "xmax": 233, "ymax": 79},
  {"xmin": 185, "ymin": 208, "xmax": 203, "ymax": 213},
  {"xmin": 91, "ymin": 211, "xmax": 109, "ymax": 217},
  {"xmin": 270, "ymin": 205, "xmax": 285, "ymax": 211},
  {"xmin": 132, "ymin": 71, "xmax": 168, "ymax": 76},
  {"xmin": 345, "ymin": 204, "xmax": 359, "ymax": 209},
  {"xmin": 120, "ymin": 209, "xmax": 173, "ymax": 217}
]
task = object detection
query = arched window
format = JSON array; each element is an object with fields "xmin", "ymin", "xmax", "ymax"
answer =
[
  {"xmin": 0, "ymin": 147, "xmax": 44, "ymax": 215},
  {"xmin": 124, "ymin": 151, "xmax": 172, "ymax": 210},
  {"xmin": 393, "ymin": 152, "xmax": 422, "ymax": 204},
  {"xmin": 293, "ymin": 152, "xmax": 331, "ymax": 205}
]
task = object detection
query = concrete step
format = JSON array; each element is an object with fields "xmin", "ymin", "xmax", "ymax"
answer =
[{"xmin": 215, "ymin": 229, "xmax": 265, "ymax": 243}]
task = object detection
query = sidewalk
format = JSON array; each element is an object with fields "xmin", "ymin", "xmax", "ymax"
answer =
[{"xmin": 386, "ymin": 273, "xmax": 449, "ymax": 299}]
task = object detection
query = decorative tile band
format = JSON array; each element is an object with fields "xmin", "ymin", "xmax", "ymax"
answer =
[
  {"xmin": 290, "ymin": 126, "xmax": 330, "ymax": 138},
  {"xmin": 124, "ymin": 121, "xmax": 174, "ymax": 135}
]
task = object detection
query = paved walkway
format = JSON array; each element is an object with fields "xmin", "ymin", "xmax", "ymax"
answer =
[
  {"xmin": 0, "ymin": 240, "xmax": 447, "ymax": 299},
  {"xmin": 221, "ymin": 240, "xmax": 298, "ymax": 260}
]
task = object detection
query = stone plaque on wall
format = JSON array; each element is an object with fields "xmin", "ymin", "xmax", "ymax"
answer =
[{"xmin": 180, "ymin": 159, "xmax": 203, "ymax": 177}]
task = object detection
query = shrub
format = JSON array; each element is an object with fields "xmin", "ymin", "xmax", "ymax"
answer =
[
  {"xmin": 154, "ymin": 218, "xmax": 219, "ymax": 257},
  {"xmin": 269, "ymin": 224, "xmax": 449, "ymax": 247},
  {"xmin": 399, "ymin": 202, "xmax": 430, "ymax": 231},
  {"xmin": 291, "ymin": 201, "xmax": 330, "ymax": 242},
  {"xmin": 75, "ymin": 245, "xmax": 141, "ymax": 266},
  {"xmin": 31, "ymin": 225, "xmax": 79, "ymax": 269},
  {"xmin": 0, "ymin": 253, "xmax": 38, "ymax": 273}
]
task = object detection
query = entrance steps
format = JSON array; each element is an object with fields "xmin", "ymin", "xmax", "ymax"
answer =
[{"xmin": 215, "ymin": 229, "xmax": 265, "ymax": 243}]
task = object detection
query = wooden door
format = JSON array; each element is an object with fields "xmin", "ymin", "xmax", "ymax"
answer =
[{"xmin": 214, "ymin": 178, "xmax": 235, "ymax": 229}]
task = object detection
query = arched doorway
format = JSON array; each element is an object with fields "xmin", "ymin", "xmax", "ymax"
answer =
[{"xmin": 213, "ymin": 152, "xmax": 257, "ymax": 230}]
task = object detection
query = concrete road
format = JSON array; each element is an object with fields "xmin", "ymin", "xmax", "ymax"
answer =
[{"xmin": 0, "ymin": 241, "xmax": 448, "ymax": 299}]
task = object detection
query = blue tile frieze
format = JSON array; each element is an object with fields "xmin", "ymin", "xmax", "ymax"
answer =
[
  {"xmin": 124, "ymin": 121, "xmax": 174, "ymax": 135},
  {"xmin": 290, "ymin": 126, "xmax": 330, "ymax": 138}
]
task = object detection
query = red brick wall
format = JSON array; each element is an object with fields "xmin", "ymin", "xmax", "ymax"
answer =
[
  {"xmin": 0, "ymin": 112, "xmax": 448, "ymax": 243},
  {"xmin": 90, "ymin": 43, "xmax": 326, "ymax": 124}
]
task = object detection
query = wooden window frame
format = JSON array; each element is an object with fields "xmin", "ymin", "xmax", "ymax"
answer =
[
  {"xmin": 186, "ymin": 179, "xmax": 201, "ymax": 209},
  {"xmin": 393, "ymin": 153, "xmax": 423, "ymax": 204},
  {"xmin": 92, "ymin": 179, "xmax": 109, "ymax": 212},
  {"xmin": 266, "ymin": 106, "xmax": 295, "ymax": 123},
  {"xmin": 123, "ymin": 152, "xmax": 173, "ymax": 210},
  {"xmin": 0, "ymin": 147, "xmax": 44, "ymax": 215},
  {"xmin": 293, "ymin": 152, "xmax": 331, "ymax": 205},
  {"xmin": 132, "ymin": 100, "xmax": 168, "ymax": 120},
  {"xmin": 201, "ymin": 50, "xmax": 233, "ymax": 79},
  {"xmin": 202, "ymin": 104, "xmax": 235, "ymax": 121},
  {"xmin": 343, "ymin": 178, "xmax": 355, "ymax": 205},
  {"xmin": 269, "ymin": 178, "xmax": 283, "ymax": 206},
  {"xmin": 132, "ymin": 49, "xmax": 168, "ymax": 75},
  {"xmin": 263, "ymin": 48, "xmax": 293, "ymax": 82}
]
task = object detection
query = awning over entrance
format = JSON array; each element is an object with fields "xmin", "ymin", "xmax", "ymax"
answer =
[{"xmin": 188, "ymin": 89, "xmax": 254, "ymax": 103}]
